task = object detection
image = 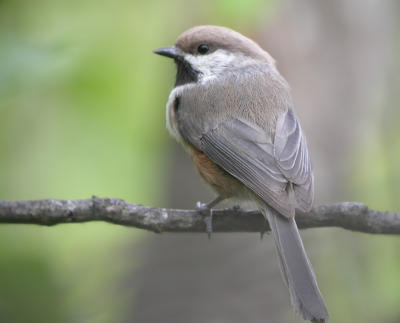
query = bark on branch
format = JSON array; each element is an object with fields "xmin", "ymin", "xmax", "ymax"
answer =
[{"xmin": 0, "ymin": 197, "xmax": 399, "ymax": 234}]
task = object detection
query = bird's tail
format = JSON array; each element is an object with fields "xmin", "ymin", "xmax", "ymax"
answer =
[{"xmin": 261, "ymin": 204, "xmax": 329, "ymax": 322}]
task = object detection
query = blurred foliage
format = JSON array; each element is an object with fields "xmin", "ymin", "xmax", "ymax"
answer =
[
  {"xmin": 0, "ymin": 0, "xmax": 171, "ymax": 322},
  {"xmin": 348, "ymin": 72, "xmax": 400, "ymax": 322},
  {"xmin": 325, "ymin": 37, "xmax": 400, "ymax": 322}
]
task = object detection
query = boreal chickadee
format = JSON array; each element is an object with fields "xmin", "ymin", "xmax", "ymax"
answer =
[{"xmin": 154, "ymin": 26, "xmax": 328, "ymax": 323}]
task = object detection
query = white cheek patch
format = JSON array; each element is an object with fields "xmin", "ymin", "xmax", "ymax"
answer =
[{"xmin": 184, "ymin": 49, "xmax": 236, "ymax": 82}]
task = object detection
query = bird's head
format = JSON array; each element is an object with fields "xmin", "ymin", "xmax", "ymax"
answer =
[{"xmin": 154, "ymin": 25, "xmax": 275, "ymax": 86}]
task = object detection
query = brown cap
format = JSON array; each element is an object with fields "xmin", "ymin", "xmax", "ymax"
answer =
[{"xmin": 176, "ymin": 25, "xmax": 275, "ymax": 65}]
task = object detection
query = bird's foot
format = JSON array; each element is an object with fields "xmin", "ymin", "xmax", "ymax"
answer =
[
  {"xmin": 196, "ymin": 201, "xmax": 214, "ymax": 239},
  {"xmin": 260, "ymin": 217, "xmax": 270, "ymax": 240},
  {"xmin": 232, "ymin": 205, "xmax": 241, "ymax": 212}
]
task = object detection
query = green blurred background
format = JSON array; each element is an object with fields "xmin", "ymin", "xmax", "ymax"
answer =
[{"xmin": 1, "ymin": 0, "xmax": 400, "ymax": 322}]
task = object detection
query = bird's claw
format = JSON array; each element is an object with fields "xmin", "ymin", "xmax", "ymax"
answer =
[
  {"xmin": 260, "ymin": 217, "xmax": 270, "ymax": 240},
  {"xmin": 196, "ymin": 201, "xmax": 213, "ymax": 239},
  {"xmin": 196, "ymin": 201, "xmax": 207, "ymax": 211},
  {"xmin": 232, "ymin": 205, "xmax": 241, "ymax": 211}
]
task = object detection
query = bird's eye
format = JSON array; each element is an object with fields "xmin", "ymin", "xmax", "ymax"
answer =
[{"xmin": 197, "ymin": 44, "xmax": 210, "ymax": 55}]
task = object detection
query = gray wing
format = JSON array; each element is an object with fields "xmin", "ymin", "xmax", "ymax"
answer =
[
  {"xmin": 200, "ymin": 118, "xmax": 293, "ymax": 216},
  {"xmin": 180, "ymin": 109, "xmax": 313, "ymax": 217},
  {"xmin": 275, "ymin": 109, "xmax": 314, "ymax": 211}
]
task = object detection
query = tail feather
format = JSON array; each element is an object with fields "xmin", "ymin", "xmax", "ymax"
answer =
[{"xmin": 262, "ymin": 205, "xmax": 328, "ymax": 322}]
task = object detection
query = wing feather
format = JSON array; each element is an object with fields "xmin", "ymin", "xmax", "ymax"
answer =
[
  {"xmin": 200, "ymin": 121, "xmax": 294, "ymax": 217},
  {"xmin": 275, "ymin": 110, "xmax": 314, "ymax": 211},
  {"xmin": 179, "ymin": 109, "xmax": 314, "ymax": 216}
]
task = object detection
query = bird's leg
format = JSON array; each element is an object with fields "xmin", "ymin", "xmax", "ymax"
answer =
[
  {"xmin": 259, "ymin": 210, "xmax": 271, "ymax": 240},
  {"xmin": 196, "ymin": 196, "xmax": 224, "ymax": 238}
]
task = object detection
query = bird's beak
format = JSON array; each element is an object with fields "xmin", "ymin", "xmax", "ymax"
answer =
[{"xmin": 153, "ymin": 46, "xmax": 183, "ymax": 59}]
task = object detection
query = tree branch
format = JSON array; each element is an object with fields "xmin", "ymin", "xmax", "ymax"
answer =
[{"xmin": 0, "ymin": 197, "xmax": 399, "ymax": 234}]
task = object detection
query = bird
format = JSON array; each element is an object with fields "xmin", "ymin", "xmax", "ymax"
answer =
[{"xmin": 153, "ymin": 25, "xmax": 329, "ymax": 322}]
